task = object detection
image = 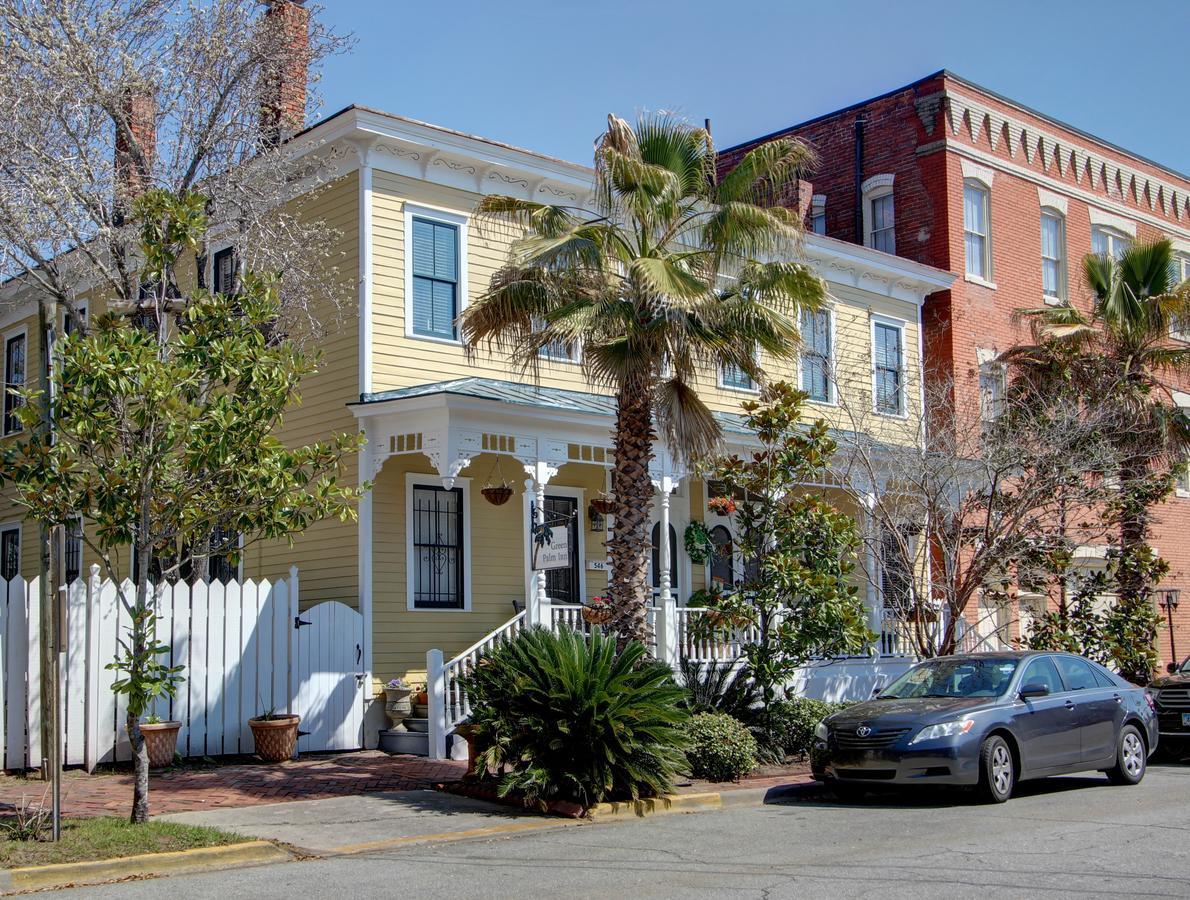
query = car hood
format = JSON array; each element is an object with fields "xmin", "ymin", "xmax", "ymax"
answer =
[
  {"xmin": 829, "ymin": 696, "xmax": 998, "ymax": 728},
  {"xmin": 1150, "ymin": 673, "xmax": 1190, "ymax": 689}
]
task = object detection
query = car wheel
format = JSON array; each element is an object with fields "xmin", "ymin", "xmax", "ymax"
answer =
[
  {"xmin": 977, "ymin": 735, "xmax": 1014, "ymax": 803},
  {"xmin": 1105, "ymin": 725, "xmax": 1146, "ymax": 785}
]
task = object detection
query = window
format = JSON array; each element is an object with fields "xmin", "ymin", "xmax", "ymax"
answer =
[
  {"xmin": 536, "ymin": 319, "xmax": 579, "ymax": 363},
  {"xmin": 1040, "ymin": 210, "xmax": 1066, "ymax": 302},
  {"xmin": 708, "ymin": 525, "xmax": 734, "ymax": 587},
  {"xmin": 206, "ymin": 523, "xmax": 240, "ymax": 585},
  {"xmin": 872, "ymin": 320, "xmax": 904, "ymax": 415},
  {"xmin": 63, "ymin": 302, "xmax": 88, "ymax": 338},
  {"xmin": 1171, "ymin": 255, "xmax": 1190, "ymax": 340},
  {"xmin": 800, "ymin": 307, "xmax": 832, "ymax": 403},
  {"xmin": 964, "ymin": 181, "xmax": 991, "ymax": 280},
  {"xmin": 979, "ymin": 361, "xmax": 1006, "ymax": 425},
  {"xmin": 410, "ymin": 483, "xmax": 466, "ymax": 609},
  {"xmin": 880, "ymin": 527, "xmax": 914, "ymax": 608},
  {"xmin": 64, "ymin": 516, "xmax": 82, "ymax": 584},
  {"xmin": 4, "ymin": 331, "xmax": 26, "ymax": 436},
  {"xmin": 1091, "ymin": 226, "xmax": 1130, "ymax": 260},
  {"xmin": 0, "ymin": 525, "xmax": 18, "ymax": 581},
  {"xmin": 543, "ymin": 495, "xmax": 579, "ymax": 604},
  {"xmin": 1019, "ymin": 657, "xmax": 1063, "ymax": 694},
  {"xmin": 650, "ymin": 521, "xmax": 677, "ymax": 592},
  {"xmin": 411, "ymin": 216, "xmax": 460, "ymax": 340},
  {"xmin": 1054, "ymin": 655, "xmax": 1100, "ymax": 691},
  {"xmin": 212, "ymin": 247, "xmax": 238, "ymax": 296},
  {"xmin": 869, "ymin": 193, "xmax": 895, "ymax": 253},
  {"xmin": 720, "ymin": 360, "xmax": 755, "ymax": 392},
  {"xmin": 810, "ymin": 195, "xmax": 826, "ymax": 235}
]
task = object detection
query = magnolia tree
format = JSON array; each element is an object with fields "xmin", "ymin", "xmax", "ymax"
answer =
[
  {"xmin": 832, "ymin": 365, "xmax": 1121, "ymax": 658},
  {"xmin": 3, "ymin": 191, "xmax": 364, "ymax": 824},
  {"xmin": 692, "ymin": 382, "xmax": 870, "ymax": 744}
]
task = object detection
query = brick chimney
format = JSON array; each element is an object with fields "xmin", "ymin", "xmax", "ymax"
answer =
[
  {"xmin": 260, "ymin": 0, "xmax": 311, "ymax": 146},
  {"xmin": 113, "ymin": 87, "xmax": 157, "ymax": 220}
]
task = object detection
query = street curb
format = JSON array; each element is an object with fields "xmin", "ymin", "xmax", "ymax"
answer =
[
  {"xmin": 587, "ymin": 780, "xmax": 813, "ymax": 821},
  {"xmin": 327, "ymin": 819, "xmax": 583, "ymax": 856},
  {"xmin": 0, "ymin": 840, "xmax": 292, "ymax": 895}
]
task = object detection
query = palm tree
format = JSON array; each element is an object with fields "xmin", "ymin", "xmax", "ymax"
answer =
[
  {"xmin": 461, "ymin": 113, "xmax": 826, "ymax": 647},
  {"xmin": 1008, "ymin": 238, "xmax": 1190, "ymax": 675}
]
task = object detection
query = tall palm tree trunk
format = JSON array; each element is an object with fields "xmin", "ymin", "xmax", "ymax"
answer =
[
  {"xmin": 608, "ymin": 378, "xmax": 655, "ymax": 650},
  {"xmin": 1115, "ymin": 455, "xmax": 1151, "ymax": 606}
]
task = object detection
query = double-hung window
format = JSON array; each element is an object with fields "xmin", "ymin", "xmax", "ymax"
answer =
[
  {"xmin": 721, "ymin": 361, "xmax": 755, "ymax": 392},
  {"xmin": 869, "ymin": 193, "xmax": 895, "ymax": 253},
  {"xmin": 0, "ymin": 525, "xmax": 19, "ymax": 581},
  {"xmin": 3, "ymin": 332, "xmax": 26, "ymax": 436},
  {"xmin": 1171, "ymin": 255, "xmax": 1190, "ymax": 340},
  {"xmin": 411, "ymin": 217, "xmax": 460, "ymax": 340},
  {"xmin": 212, "ymin": 247, "xmax": 238, "ymax": 296},
  {"xmin": 800, "ymin": 307, "xmax": 832, "ymax": 403},
  {"xmin": 964, "ymin": 181, "xmax": 992, "ymax": 280},
  {"xmin": 1040, "ymin": 210, "xmax": 1066, "ymax": 303},
  {"xmin": 1091, "ymin": 226, "xmax": 1130, "ymax": 260},
  {"xmin": 810, "ymin": 195, "xmax": 826, "ymax": 235},
  {"xmin": 409, "ymin": 482, "xmax": 466, "ymax": 610},
  {"xmin": 873, "ymin": 320, "xmax": 904, "ymax": 416}
]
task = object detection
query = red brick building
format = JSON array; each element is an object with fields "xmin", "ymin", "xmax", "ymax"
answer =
[{"xmin": 719, "ymin": 70, "xmax": 1190, "ymax": 669}]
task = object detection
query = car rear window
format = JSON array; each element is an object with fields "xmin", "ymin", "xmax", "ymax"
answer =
[{"xmin": 1054, "ymin": 656, "xmax": 1099, "ymax": 691}]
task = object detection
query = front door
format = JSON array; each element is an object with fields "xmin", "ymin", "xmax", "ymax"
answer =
[{"xmin": 543, "ymin": 495, "xmax": 580, "ymax": 604}]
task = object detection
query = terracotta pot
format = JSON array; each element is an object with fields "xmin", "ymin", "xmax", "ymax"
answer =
[
  {"xmin": 481, "ymin": 485, "xmax": 513, "ymax": 506},
  {"xmin": 249, "ymin": 714, "xmax": 301, "ymax": 762},
  {"xmin": 140, "ymin": 721, "xmax": 181, "ymax": 768}
]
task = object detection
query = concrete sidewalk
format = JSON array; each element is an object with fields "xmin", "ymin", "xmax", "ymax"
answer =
[{"xmin": 158, "ymin": 789, "xmax": 571, "ymax": 855}]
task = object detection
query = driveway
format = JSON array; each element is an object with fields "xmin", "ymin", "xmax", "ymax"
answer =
[{"xmin": 61, "ymin": 764, "xmax": 1190, "ymax": 899}]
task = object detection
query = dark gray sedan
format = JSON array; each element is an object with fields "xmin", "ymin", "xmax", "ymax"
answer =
[{"xmin": 811, "ymin": 651, "xmax": 1158, "ymax": 802}]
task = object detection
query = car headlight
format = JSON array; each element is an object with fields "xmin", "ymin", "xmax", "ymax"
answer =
[
  {"xmin": 909, "ymin": 718, "xmax": 975, "ymax": 744},
  {"xmin": 813, "ymin": 721, "xmax": 830, "ymax": 741}
]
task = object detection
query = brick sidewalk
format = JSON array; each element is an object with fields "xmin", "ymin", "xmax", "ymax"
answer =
[{"xmin": 0, "ymin": 751, "xmax": 466, "ymax": 818}]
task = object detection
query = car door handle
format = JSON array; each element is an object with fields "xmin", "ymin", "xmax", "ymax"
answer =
[
  {"xmin": 1113, "ymin": 694, "xmax": 1122, "ymax": 704},
  {"xmin": 1064, "ymin": 700, "xmax": 1076, "ymax": 710}
]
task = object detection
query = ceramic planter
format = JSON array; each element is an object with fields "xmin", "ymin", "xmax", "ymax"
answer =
[
  {"xmin": 140, "ymin": 721, "xmax": 181, "ymax": 768},
  {"xmin": 384, "ymin": 687, "xmax": 413, "ymax": 731},
  {"xmin": 249, "ymin": 714, "xmax": 301, "ymax": 762}
]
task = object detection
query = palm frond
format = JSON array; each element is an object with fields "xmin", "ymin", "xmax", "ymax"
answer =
[
  {"xmin": 655, "ymin": 376, "xmax": 722, "ymax": 464},
  {"xmin": 715, "ymin": 137, "xmax": 816, "ymax": 207}
]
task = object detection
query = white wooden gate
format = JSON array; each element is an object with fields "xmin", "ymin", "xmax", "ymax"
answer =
[
  {"xmin": 292, "ymin": 600, "xmax": 364, "ymax": 754},
  {"xmin": 0, "ymin": 569, "xmax": 365, "ymax": 770}
]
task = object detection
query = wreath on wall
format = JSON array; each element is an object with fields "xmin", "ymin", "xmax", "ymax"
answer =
[{"xmin": 684, "ymin": 521, "xmax": 715, "ymax": 565}]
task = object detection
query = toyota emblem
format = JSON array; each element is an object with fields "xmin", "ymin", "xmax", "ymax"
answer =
[{"xmin": 856, "ymin": 725, "xmax": 872, "ymax": 737}]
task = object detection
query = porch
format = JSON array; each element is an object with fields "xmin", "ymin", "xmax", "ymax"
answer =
[{"xmin": 349, "ymin": 377, "xmax": 920, "ymax": 757}]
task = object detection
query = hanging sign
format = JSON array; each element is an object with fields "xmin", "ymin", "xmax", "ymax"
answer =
[{"xmin": 534, "ymin": 525, "xmax": 571, "ymax": 571}]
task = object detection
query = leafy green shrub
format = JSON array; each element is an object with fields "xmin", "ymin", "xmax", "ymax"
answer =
[
  {"xmin": 770, "ymin": 697, "xmax": 854, "ymax": 759},
  {"xmin": 462, "ymin": 627, "xmax": 689, "ymax": 809},
  {"xmin": 684, "ymin": 713, "xmax": 758, "ymax": 782}
]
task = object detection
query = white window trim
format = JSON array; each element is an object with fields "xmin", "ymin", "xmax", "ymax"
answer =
[
  {"xmin": 208, "ymin": 242, "xmax": 237, "ymax": 294},
  {"xmin": 1036, "ymin": 187, "xmax": 1068, "ymax": 216},
  {"xmin": 960, "ymin": 159, "xmax": 995, "ymax": 188},
  {"xmin": 1176, "ymin": 392, "xmax": 1190, "ymax": 499},
  {"xmin": 536, "ymin": 321, "xmax": 582, "ymax": 364},
  {"xmin": 963, "ymin": 179, "xmax": 995, "ymax": 288},
  {"xmin": 861, "ymin": 174, "xmax": 895, "ymax": 253},
  {"xmin": 870, "ymin": 314, "xmax": 908, "ymax": 418},
  {"xmin": 1171, "ymin": 254, "xmax": 1190, "ymax": 342},
  {"xmin": 1040, "ymin": 207, "xmax": 1067, "ymax": 306},
  {"xmin": 0, "ymin": 520, "xmax": 20, "ymax": 580},
  {"xmin": 1088, "ymin": 206, "xmax": 1137, "ymax": 238},
  {"xmin": 403, "ymin": 203, "xmax": 469, "ymax": 346},
  {"xmin": 1091, "ymin": 224, "xmax": 1132, "ymax": 260},
  {"xmin": 521, "ymin": 484, "xmax": 586, "ymax": 608},
  {"xmin": 405, "ymin": 473, "xmax": 472, "ymax": 612},
  {"xmin": 798, "ymin": 305, "xmax": 837, "ymax": 406},
  {"xmin": 3, "ymin": 324, "xmax": 29, "ymax": 437},
  {"xmin": 718, "ymin": 356, "xmax": 760, "ymax": 394}
]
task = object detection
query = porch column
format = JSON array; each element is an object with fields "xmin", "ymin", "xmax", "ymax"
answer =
[
  {"xmin": 523, "ymin": 460, "xmax": 558, "ymax": 628},
  {"xmin": 654, "ymin": 473, "xmax": 680, "ymax": 667}
]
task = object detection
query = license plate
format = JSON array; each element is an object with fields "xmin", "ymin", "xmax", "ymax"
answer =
[{"xmin": 1182, "ymin": 713, "xmax": 1190, "ymax": 727}]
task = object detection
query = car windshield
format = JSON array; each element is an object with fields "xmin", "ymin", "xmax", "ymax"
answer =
[
  {"xmin": 879, "ymin": 658, "xmax": 1019, "ymax": 699},
  {"xmin": 1179, "ymin": 657, "xmax": 1190, "ymax": 675}
]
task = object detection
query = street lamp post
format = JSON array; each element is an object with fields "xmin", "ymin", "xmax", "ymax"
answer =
[{"xmin": 1158, "ymin": 589, "xmax": 1181, "ymax": 668}]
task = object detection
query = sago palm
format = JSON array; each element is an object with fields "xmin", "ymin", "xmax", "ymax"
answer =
[
  {"xmin": 461, "ymin": 113, "xmax": 826, "ymax": 647},
  {"xmin": 1010, "ymin": 238, "xmax": 1190, "ymax": 610}
]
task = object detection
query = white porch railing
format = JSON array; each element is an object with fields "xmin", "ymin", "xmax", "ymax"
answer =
[
  {"xmin": 550, "ymin": 604, "xmax": 658, "ymax": 657},
  {"xmin": 427, "ymin": 609, "xmax": 526, "ymax": 759},
  {"xmin": 878, "ymin": 607, "xmax": 917, "ymax": 657},
  {"xmin": 676, "ymin": 607, "xmax": 761, "ymax": 663}
]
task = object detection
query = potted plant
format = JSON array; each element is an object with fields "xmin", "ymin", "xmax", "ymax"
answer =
[
  {"xmin": 140, "ymin": 715, "xmax": 182, "ymax": 769},
  {"xmin": 248, "ymin": 705, "xmax": 301, "ymax": 763},
  {"xmin": 480, "ymin": 457, "xmax": 515, "ymax": 505},
  {"xmin": 383, "ymin": 677, "xmax": 413, "ymax": 731},
  {"xmin": 581, "ymin": 595, "xmax": 614, "ymax": 625},
  {"xmin": 707, "ymin": 495, "xmax": 736, "ymax": 516}
]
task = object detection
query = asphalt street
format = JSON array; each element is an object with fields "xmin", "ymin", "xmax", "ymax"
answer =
[{"xmin": 66, "ymin": 763, "xmax": 1190, "ymax": 899}]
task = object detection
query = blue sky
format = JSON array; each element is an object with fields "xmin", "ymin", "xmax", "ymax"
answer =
[{"xmin": 316, "ymin": 0, "xmax": 1190, "ymax": 175}]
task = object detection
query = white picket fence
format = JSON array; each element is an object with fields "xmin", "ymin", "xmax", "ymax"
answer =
[{"xmin": 0, "ymin": 566, "xmax": 364, "ymax": 771}]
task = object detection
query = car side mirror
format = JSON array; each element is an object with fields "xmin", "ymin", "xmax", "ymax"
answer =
[
  {"xmin": 1019, "ymin": 682, "xmax": 1049, "ymax": 700},
  {"xmin": 1168, "ymin": 662, "xmax": 1178, "ymax": 674},
  {"xmin": 871, "ymin": 680, "xmax": 884, "ymax": 698}
]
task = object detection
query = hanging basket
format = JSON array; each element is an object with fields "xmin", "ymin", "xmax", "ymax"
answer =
[
  {"xmin": 590, "ymin": 497, "xmax": 616, "ymax": 516},
  {"xmin": 481, "ymin": 485, "xmax": 513, "ymax": 506}
]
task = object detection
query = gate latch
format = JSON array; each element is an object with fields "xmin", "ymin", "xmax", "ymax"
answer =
[{"xmin": 294, "ymin": 616, "xmax": 312, "ymax": 629}]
